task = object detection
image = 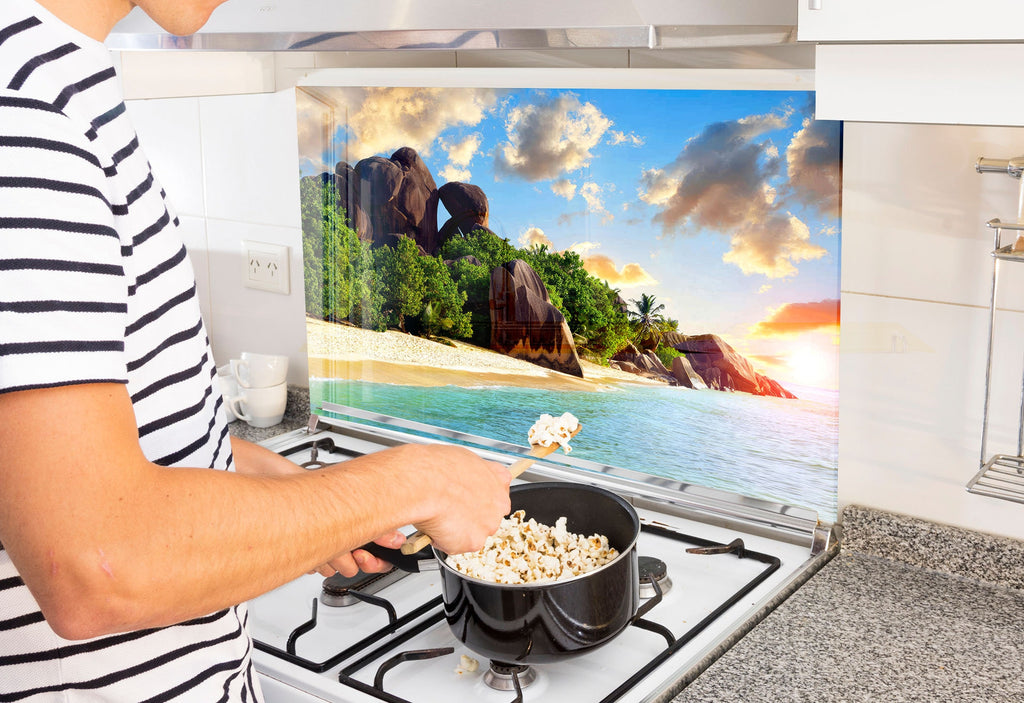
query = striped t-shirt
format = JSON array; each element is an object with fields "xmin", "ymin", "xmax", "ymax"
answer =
[{"xmin": 0, "ymin": 0, "xmax": 261, "ymax": 700}]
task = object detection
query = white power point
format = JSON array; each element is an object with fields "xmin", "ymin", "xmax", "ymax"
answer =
[{"xmin": 242, "ymin": 241, "xmax": 290, "ymax": 294}]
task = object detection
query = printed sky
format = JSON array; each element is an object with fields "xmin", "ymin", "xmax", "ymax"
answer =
[{"xmin": 296, "ymin": 87, "xmax": 842, "ymax": 390}]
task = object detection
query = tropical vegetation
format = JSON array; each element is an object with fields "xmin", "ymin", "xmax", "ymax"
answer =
[{"xmin": 300, "ymin": 176, "xmax": 683, "ymax": 366}]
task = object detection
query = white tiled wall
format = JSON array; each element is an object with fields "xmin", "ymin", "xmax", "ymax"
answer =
[
  {"xmin": 841, "ymin": 121, "xmax": 1024, "ymax": 540},
  {"xmin": 125, "ymin": 90, "xmax": 309, "ymax": 386},
  {"xmin": 121, "ymin": 52, "xmax": 1024, "ymax": 540}
]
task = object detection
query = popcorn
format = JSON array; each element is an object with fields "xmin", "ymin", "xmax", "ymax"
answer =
[
  {"xmin": 445, "ymin": 510, "xmax": 618, "ymax": 584},
  {"xmin": 527, "ymin": 412, "xmax": 579, "ymax": 453},
  {"xmin": 454, "ymin": 655, "xmax": 479, "ymax": 675}
]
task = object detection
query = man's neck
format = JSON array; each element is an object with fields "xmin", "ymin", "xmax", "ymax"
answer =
[{"xmin": 34, "ymin": 0, "xmax": 134, "ymax": 41}]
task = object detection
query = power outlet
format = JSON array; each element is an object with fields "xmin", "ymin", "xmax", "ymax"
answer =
[{"xmin": 242, "ymin": 241, "xmax": 290, "ymax": 294}]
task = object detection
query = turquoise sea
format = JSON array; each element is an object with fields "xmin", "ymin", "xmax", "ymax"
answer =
[{"xmin": 310, "ymin": 379, "xmax": 839, "ymax": 522}]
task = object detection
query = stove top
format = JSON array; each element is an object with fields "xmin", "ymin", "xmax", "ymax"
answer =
[{"xmin": 248, "ymin": 413, "xmax": 835, "ymax": 703}]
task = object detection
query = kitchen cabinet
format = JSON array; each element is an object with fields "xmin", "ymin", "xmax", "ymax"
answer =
[
  {"xmin": 812, "ymin": 43, "xmax": 1024, "ymax": 126},
  {"xmin": 800, "ymin": 2, "xmax": 1024, "ymax": 125},
  {"xmin": 798, "ymin": 0, "xmax": 1024, "ymax": 42}
]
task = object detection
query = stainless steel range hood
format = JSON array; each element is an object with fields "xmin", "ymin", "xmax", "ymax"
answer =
[{"xmin": 106, "ymin": 0, "xmax": 797, "ymax": 53}]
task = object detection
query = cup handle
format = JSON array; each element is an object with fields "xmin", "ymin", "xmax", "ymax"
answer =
[
  {"xmin": 231, "ymin": 359, "xmax": 251, "ymax": 388},
  {"xmin": 226, "ymin": 395, "xmax": 251, "ymax": 422}
]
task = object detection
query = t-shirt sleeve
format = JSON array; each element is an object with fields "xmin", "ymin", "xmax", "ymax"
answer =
[{"xmin": 0, "ymin": 94, "xmax": 129, "ymax": 394}]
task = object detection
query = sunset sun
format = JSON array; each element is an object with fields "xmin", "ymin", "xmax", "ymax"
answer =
[{"xmin": 787, "ymin": 344, "xmax": 835, "ymax": 389}]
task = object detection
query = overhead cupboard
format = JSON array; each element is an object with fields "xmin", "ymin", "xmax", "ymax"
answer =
[{"xmin": 798, "ymin": 1, "xmax": 1024, "ymax": 126}]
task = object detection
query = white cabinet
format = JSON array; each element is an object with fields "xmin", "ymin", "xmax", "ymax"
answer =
[
  {"xmin": 798, "ymin": 0, "xmax": 1024, "ymax": 42},
  {"xmin": 801, "ymin": 2, "xmax": 1024, "ymax": 126},
  {"xmin": 813, "ymin": 44, "xmax": 1024, "ymax": 126}
]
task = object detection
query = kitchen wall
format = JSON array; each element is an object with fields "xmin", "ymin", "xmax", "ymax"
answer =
[
  {"xmin": 116, "ymin": 51, "xmax": 1024, "ymax": 541},
  {"xmin": 841, "ymin": 122, "xmax": 1024, "ymax": 541},
  {"xmin": 124, "ymin": 82, "xmax": 310, "ymax": 387}
]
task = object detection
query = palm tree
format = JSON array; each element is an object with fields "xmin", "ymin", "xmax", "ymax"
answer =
[{"xmin": 628, "ymin": 293, "xmax": 666, "ymax": 349}]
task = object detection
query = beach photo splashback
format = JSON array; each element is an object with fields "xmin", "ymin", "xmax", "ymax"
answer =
[{"xmin": 295, "ymin": 71, "xmax": 841, "ymax": 521}]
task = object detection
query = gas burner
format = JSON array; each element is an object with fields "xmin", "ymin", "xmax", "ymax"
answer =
[
  {"xmin": 277, "ymin": 437, "xmax": 363, "ymax": 470},
  {"xmin": 301, "ymin": 439, "xmax": 338, "ymax": 469},
  {"xmin": 320, "ymin": 568, "xmax": 408, "ymax": 607},
  {"xmin": 638, "ymin": 555, "xmax": 673, "ymax": 599},
  {"xmin": 484, "ymin": 661, "xmax": 538, "ymax": 691}
]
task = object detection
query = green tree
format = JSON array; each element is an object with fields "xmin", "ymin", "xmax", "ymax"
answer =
[
  {"xmin": 412, "ymin": 254, "xmax": 472, "ymax": 339},
  {"xmin": 440, "ymin": 228, "xmax": 518, "ymax": 270},
  {"xmin": 440, "ymin": 229, "xmax": 519, "ymax": 346},
  {"xmin": 522, "ymin": 247, "xmax": 632, "ymax": 362},
  {"xmin": 628, "ymin": 293, "xmax": 667, "ymax": 349},
  {"xmin": 299, "ymin": 176, "xmax": 381, "ymax": 328},
  {"xmin": 375, "ymin": 236, "xmax": 426, "ymax": 332}
]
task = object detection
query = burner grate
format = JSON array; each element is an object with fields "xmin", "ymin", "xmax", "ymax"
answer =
[
  {"xmin": 253, "ymin": 596, "xmax": 443, "ymax": 675},
  {"xmin": 253, "ymin": 524, "xmax": 781, "ymax": 702}
]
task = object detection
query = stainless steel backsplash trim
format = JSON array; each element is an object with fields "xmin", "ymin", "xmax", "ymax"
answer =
[{"xmin": 316, "ymin": 403, "xmax": 831, "ymax": 553}]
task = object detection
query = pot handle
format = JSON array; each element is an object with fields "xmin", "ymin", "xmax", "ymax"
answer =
[{"xmin": 359, "ymin": 542, "xmax": 437, "ymax": 573}]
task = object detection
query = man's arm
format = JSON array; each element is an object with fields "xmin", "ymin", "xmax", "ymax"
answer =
[
  {"xmin": 0, "ymin": 383, "xmax": 510, "ymax": 640},
  {"xmin": 229, "ymin": 435, "xmax": 405, "ymax": 577}
]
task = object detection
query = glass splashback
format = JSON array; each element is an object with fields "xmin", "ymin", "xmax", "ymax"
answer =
[{"xmin": 295, "ymin": 71, "xmax": 841, "ymax": 521}]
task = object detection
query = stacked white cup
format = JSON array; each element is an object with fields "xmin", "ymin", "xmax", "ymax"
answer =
[{"xmin": 224, "ymin": 352, "xmax": 289, "ymax": 428}]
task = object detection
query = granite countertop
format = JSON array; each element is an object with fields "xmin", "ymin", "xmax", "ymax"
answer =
[
  {"xmin": 227, "ymin": 385, "xmax": 311, "ymax": 444},
  {"xmin": 672, "ymin": 505, "xmax": 1024, "ymax": 702}
]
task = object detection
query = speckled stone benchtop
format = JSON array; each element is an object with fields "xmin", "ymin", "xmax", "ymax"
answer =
[
  {"xmin": 671, "ymin": 505, "xmax": 1024, "ymax": 703},
  {"xmin": 226, "ymin": 385, "xmax": 311, "ymax": 444}
]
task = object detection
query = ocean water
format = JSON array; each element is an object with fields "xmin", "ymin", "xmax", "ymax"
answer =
[{"xmin": 310, "ymin": 379, "xmax": 838, "ymax": 522}]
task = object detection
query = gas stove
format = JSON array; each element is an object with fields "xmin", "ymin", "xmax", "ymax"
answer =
[{"xmin": 248, "ymin": 409, "xmax": 836, "ymax": 703}]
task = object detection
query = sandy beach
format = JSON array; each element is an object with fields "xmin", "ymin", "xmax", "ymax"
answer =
[{"xmin": 306, "ymin": 317, "xmax": 661, "ymax": 392}]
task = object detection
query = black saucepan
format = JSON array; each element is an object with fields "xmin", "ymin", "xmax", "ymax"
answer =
[{"xmin": 363, "ymin": 482, "xmax": 650, "ymax": 664}]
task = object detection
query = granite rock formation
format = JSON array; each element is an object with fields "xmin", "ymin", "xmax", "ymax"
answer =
[
  {"xmin": 610, "ymin": 348, "xmax": 676, "ymax": 384},
  {"xmin": 438, "ymin": 182, "xmax": 495, "ymax": 243},
  {"xmin": 665, "ymin": 333, "xmax": 797, "ymax": 399},
  {"xmin": 328, "ymin": 153, "xmax": 502, "ymax": 255},
  {"xmin": 489, "ymin": 259, "xmax": 583, "ymax": 377},
  {"xmin": 347, "ymin": 148, "xmax": 440, "ymax": 253},
  {"xmin": 671, "ymin": 355, "xmax": 708, "ymax": 389}
]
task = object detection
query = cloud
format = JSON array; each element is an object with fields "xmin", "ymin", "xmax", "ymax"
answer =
[
  {"xmin": 443, "ymin": 133, "xmax": 482, "ymax": 167},
  {"xmin": 579, "ymin": 182, "xmax": 613, "ymax": 224},
  {"xmin": 787, "ymin": 118, "xmax": 842, "ymax": 217},
  {"xmin": 638, "ymin": 168, "xmax": 680, "ymax": 207},
  {"xmin": 638, "ymin": 107, "xmax": 838, "ymax": 278},
  {"xmin": 435, "ymin": 134, "xmax": 482, "ymax": 183},
  {"xmin": 439, "ymin": 165, "xmax": 472, "ymax": 182},
  {"xmin": 557, "ymin": 210, "xmax": 586, "ymax": 227},
  {"xmin": 518, "ymin": 226, "xmax": 554, "ymax": 249},
  {"xmin": 648, "ymin": 113, "xmax": 788, "ymax": 233},
  {"xmin": 494, "ymin": 93, "xmax": 612, "ymax": 181},
  {"xmin": 567, "ymin": 240, "xmax": 601, "ymax": 255},
  {"xmin": 582, "ymin": 254, "xmax": 657, "ymax": 287},
  {"xmin": 551, "ymin": 179, "xmax": 577, "ymax": 200},
  {"xmin": 330, "ymin": 87, "xmax": 499, "ymax": 162},
  {"xmin": 722, "ymin": 215, "xmax": 826, "ymax": 279},
  {"xmin": 608, "ymin": 130, "xmax": 644, "ymax": 147},
  {"xmin": 749, "ymin": 299, "xmax": 840, "ymax": 337},
  {"xmin": 295, "ymin": 91, "xmax": 331, "ymax": 173}
]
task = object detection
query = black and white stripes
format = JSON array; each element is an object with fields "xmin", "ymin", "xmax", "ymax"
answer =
[{"xmin": 0, "ymin": 0, "xmax": 254, "ymax": 699}]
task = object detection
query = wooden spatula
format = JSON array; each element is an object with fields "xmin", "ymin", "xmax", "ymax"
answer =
[{"xmin": 399, "ymin": 424, "xmax": 582, "ymax": 555}]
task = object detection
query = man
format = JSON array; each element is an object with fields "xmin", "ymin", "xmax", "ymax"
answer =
[{"xmin": 0, "ymin": 0, "xmax": 512, "ymax": 699}]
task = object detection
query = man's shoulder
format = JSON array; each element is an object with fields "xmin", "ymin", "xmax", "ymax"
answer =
[{"xmin": 0, "ymin": 87, "xmax": 107, "ymax": 174}]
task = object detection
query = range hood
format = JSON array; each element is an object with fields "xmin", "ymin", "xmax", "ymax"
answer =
[{"xmin": 107, "ymin": 0, "xmax": 797, "ymax": 53}]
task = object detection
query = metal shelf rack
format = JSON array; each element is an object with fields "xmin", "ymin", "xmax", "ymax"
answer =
[{"xmin": 968, "ymin": 179, "xmax": 1024, "ymax": 503}]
